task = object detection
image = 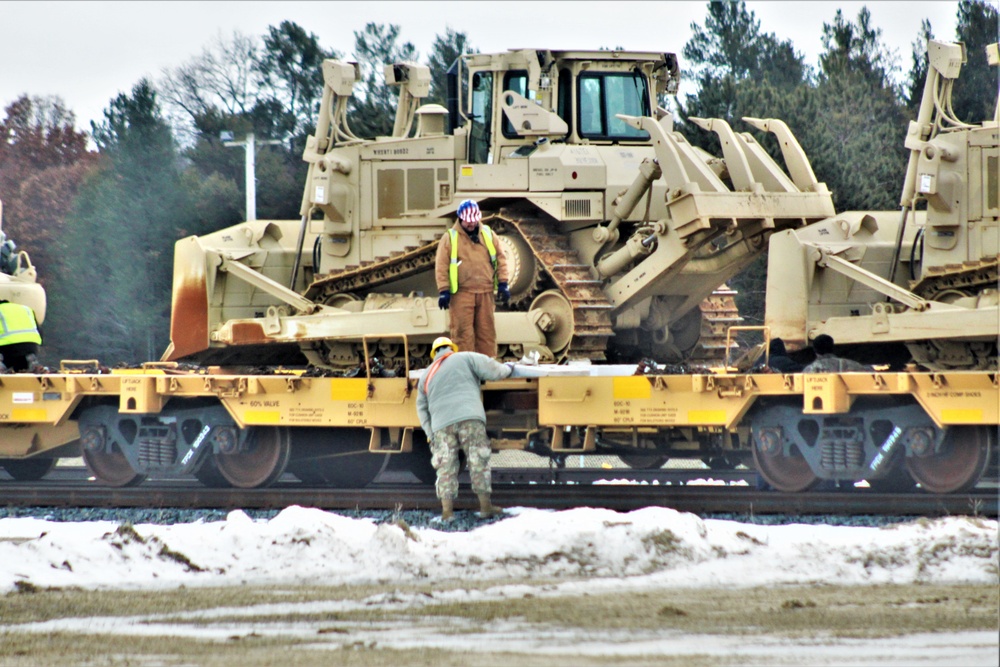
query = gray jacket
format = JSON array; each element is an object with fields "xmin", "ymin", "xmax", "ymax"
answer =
[{"xmin": 416, "ymin": 351, "xmax": 512, "ymax": 436}]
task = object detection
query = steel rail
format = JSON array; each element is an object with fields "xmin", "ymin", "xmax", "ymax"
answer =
[{"xmin": 1, "ymin": 479, "xmax": 995, "ymax": 518}]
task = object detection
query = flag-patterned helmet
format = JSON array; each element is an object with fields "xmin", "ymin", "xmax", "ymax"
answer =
[{"xmin": 457, "ymin": 199, "xmax": 481, "ymax": 224}]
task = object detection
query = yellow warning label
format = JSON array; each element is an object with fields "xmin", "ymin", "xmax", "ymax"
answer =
[
  {"xmin": 461, "ymin": 165, "xmax": 473, "ymax": 177},
  {"xmin": 331, "ymin": 378, "xmax": 369, "ymax": 402},
  {"xmin": 613, "ymin": 377, "xmax": 651, "ymax": 400},
  {"xmin": 244, "ymin": 411, "xmax": 281, "ymax": 424},
  {"xmin": 687, "ymin": 410, "xmax": 727, "ymax": 424},
  {"xmin": 11, "ymin": 408, "xmax": 47, "ymax": 422},
  {"xmin": 941, "ymin": 408, "xmax": 983, "ymax": 423}
]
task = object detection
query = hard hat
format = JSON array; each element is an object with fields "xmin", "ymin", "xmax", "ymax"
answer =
[
  {"xmin": 457, "ymin": 199, "xmax": 481, "ymax": 224},
  {"xmin": 430, "ymin": 336, "xmax": 458, "ymax": 359}
]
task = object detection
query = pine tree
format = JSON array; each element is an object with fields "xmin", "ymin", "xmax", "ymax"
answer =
[{"xmin": 49, "ymin": 80, "xmax": 195, "ymax": 363}]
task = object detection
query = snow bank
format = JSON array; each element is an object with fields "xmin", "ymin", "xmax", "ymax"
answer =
[{"xmin": 1, "ymin": 507, "xmax": 996, "ymax": 592}]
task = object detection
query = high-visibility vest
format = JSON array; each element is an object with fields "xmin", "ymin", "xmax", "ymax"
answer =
[
  {"xmin": 448, "ymin": 224, "xmax": 498, "ymax": 294},
  {"xmin": 0, "ymin": 302, "xmax": 41, "ymax": 346}
]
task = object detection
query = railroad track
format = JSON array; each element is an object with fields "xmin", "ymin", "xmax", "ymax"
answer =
[{"xmin": 2, "ymin": 468, "xmax": 996, "ymax": 517}]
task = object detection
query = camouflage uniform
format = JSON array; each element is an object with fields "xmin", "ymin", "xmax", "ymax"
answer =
[
  {"xmin": 803, "ymin": 354, "xmax": 872, "ymax": 373},
  {"xmin": 429, "ymin": 418, "xmax": 492, "ymax": 500},
  {"xmin": 415, "ymin": 349, "xmax": 513, "ymax": 504}
]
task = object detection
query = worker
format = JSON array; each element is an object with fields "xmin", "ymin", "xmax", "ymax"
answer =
[
  {"xmin": 767, "ymin": 338, "xmax": 804, "ymax": 373},
  {"xmin": 435, "ymin": 199, "xmax": 510, "ymax": 357},
  {"xmin": 416, "ymin": 336, "xmax": 514, "ymax": 521},
  {"xmin": 0, "ymin": 299, "xmax": 41, "ymax": 372},
  {"xmin": 803, "ymin": 334, "xmax": 871, "ymax": 373}
]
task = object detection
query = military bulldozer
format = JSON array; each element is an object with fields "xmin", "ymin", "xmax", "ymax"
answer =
[
  {"xmin": 0, "ymin": 199, "xmax": 46, "ymax": 326},
  {"xmin": 163, "ymin": 48, "xmax": 837, "ymax": 370},
  {"xmin": 765, "ymin": 40, "xmax": 999, "ymax": 370}
]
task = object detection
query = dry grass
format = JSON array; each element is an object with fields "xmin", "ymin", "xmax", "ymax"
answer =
[{"xmin": 0, "ymin": 581, "xmax": 995, "ymax": 666}]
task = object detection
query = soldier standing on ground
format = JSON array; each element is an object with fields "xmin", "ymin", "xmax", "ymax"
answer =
[
  {"xmin": 803, "ymin": 334, "xmax": 871, "ymax": 372},
  {"xmin": 416, "ymin": 336, "xmax": 514, "ymax": 521},
  {"xmin": 435, "ymin": 199, "xmax": 510, "ymax": 357}
]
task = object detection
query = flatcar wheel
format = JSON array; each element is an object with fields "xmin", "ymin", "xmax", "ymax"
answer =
[
  {"xmin": 382, "ymin": 430, "xmax": 437, "ymax": 484},
  {"xmin": 83, "ymin": 447, "xmax": 146, "ymax": 487},
  {"xmin": 215, "ymin": 427, "xmax": 292, "ymax": 488},
  {"xmin": 287, "ymin": 427, "xmax": 388, "ymax": 487},
  {"xmin": 905, "ymin": 426, "xmax": 991, "ymax": 494},
  {"xmin": 193, "ymin": 456, "xmax": 232, "ymax": 488},
  {"xmin": 619, "ymin": 454, "xmax": 669, "ymax": 469},
  {"xmin": 1, "ymin": 457, "xmax": 56, "ymax": 481},
  {"xmin": 752, "ymin": 432, "xmax": 819, "ymax": 492}
]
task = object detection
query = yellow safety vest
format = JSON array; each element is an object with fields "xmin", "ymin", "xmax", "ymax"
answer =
[
  {"xmin": 0, "ymin": 302, "xmax": 41, "ymax": 346},
  {"xmin": 449, "ymin": 224, "xmax": 498, "ymax": 294}
]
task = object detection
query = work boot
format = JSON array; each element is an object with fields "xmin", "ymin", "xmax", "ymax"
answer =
[
  {"xmin": 440, "ymin": 498, "xmax": 454, "ymax": 522},
  {"xmin": 477, "ymin": 493, "xmax": 503, "ymax": 518}
]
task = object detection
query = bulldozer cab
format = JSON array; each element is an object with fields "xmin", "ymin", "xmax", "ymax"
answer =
[{"xmin": 447, "ymin": 49, "xmax": 676, "ymax": 166}]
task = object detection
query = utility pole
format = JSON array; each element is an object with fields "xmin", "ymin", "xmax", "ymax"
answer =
[{"xmin": 222, "ymin": 132, "xmax": 283, "ymax": 221}]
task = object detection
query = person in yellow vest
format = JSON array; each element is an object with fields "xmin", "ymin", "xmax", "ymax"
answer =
[
  {"xmin": 434, "ymin": 199, "xmax": 510, "ymax": 357},
  {"xmin": 0, "ymin": 300, "xmax": 41, "ymax": 372}
]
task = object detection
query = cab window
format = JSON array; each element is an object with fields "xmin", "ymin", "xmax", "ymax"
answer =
[
  {"xmin": 577, "ymin": 72, "xmax": 650, "ymax": 141},
  {"xmin": 469, "ymin": 71, "xmax": 493, "ymax": 164},
  {"xmin": 557, "ymin": 68, "xmax": 572, "ymax": 130},
  {"xmin": 501, "ymin": 70, "xmax": 528, "ymax": 138}
]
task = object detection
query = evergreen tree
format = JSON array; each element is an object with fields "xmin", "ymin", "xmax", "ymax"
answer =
[
  {"xmin": 951, "ymin": 0, "xmax": 1000, "ymax": 123},
  {"xmin": 905, "ymin": 20, "xmax": 935, "ymax": 115},
  {"xmin": 349, "ymin": 23, "xmax": 418, "ymax": 138},
  {"xmin": 808, "ymin": 7, "xmax": 908, "ymax": 212},
  {"xmin": 426, "ymin": 28, "xmax": 475, "ymax": 106},
  {"xmin": 679, "ymin": 1, "xmax": 808, "ymax": 153},
  {"xmin": 48, "ymin": 80, "xmax": 195, "ymax": 363},
  {"xmin": 678, "ymin": 2, "xmax": 809, "ymax": 326},
  {"xmin": 683, "ymin": 0, "xmax": 807, "ymax": 86},
  {"xmin": 255, "ymin": 20, "xmax": 340, "ymax": 141}
]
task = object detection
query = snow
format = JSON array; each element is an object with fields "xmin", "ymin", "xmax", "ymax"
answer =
[
  {"xmin": 1, "ymin": 507, "xmax": 997, "ymax": 664},
  {"xmin": 1, "ymin": 506, "xmax": 996, "ymax": 592}
]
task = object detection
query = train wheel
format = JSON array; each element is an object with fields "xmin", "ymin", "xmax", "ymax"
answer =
[
  {"xmin": 867, "ymin": 466, "xmax": 917, "ymax": 492},
  {"xmin": 1, "ymin": 457, "xmax": 56, "ymax": 481},
  {"xmin": 83, "ymin": 446, "xmax": 146, "ymax": 487},
  {"xmin": 382, "ymin": 430, "xmax": 437, "ymax": 484},
  {"xmin": 752, "ymin": 428, "xmax": 819, "ymax": 492},
  {"xmin": 193, "ymin": 456, "xmax": 232, "ymax": 488},
  {"xmin": 905, "ymin": 426, "xmax": 991, "ymax": 493},
  {"xmin": 287, "ymin": 427, "xmax": 388, "ymax": 488},
  {"xmin": 619, "ymin": 454, "xmax": 669, "ymax": 469},
  {"xmin": 214, "ymin": 427, "xmax": 291, "ymax": 488}
]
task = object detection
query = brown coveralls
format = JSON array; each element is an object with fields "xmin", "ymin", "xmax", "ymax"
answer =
[{"xmin": 435, "ymin": 222, "xmax": 509, "ymax": 357}]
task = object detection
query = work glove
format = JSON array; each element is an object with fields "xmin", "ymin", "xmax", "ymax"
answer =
[
  {"xmin": 497, "ymin": 282, "xmax": 511, "ymax": 306},
  {"xmin": 438, "ymin": 290, "xmax": 451, "ymax": 310},
  {"xmin": 518, "ymin": 350, "xmax": 540, "ymax": 366}
]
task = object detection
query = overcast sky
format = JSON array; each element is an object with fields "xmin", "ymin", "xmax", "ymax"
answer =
[{"xmin": 0, "ymin": 1, "xmax": 968, "ymax": 132}]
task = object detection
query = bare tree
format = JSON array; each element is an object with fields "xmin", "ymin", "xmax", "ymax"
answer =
[{"xmin": 159, "ymin": 30, "xmax": 264, "ymax": 141}]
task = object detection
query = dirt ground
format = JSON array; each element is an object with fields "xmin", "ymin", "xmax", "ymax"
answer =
[{"xmin": 1, "ymin": 580, "xmax": 997, "ymax": 666}]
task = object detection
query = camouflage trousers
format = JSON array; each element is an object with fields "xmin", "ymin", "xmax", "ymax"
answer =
[{"xmin": 430, "ymin": 419, "xmax": 492, "ymax": 500}]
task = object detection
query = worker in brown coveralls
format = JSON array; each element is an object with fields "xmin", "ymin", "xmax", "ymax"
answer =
[{"xmin": 435, "ymin": 199, "xmax": 510, "ymax": 357}]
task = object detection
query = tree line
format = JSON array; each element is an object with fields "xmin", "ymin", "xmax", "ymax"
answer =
[{"xmin": 0, "ymin": 1, "xmax": 995, "ymax": 365}]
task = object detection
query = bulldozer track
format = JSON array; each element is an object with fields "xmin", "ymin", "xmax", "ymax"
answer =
[
  {"xmin": 911, "ymin": 255, "xmax": 999, "ymax": 299},
  {"xmin": 300, "ymin": 208, "xmax": 741, "ymax": 365},
  {"xmin": 693, "ymin": 285, "xmax": 742, "ymax": 361},
  {"xmin": 493, "ymin": 209, "xmax": 615, "ymax": 360},
  {"xmin": 304, "ymin": 237, "xmax": 440, "ymax": 303}
]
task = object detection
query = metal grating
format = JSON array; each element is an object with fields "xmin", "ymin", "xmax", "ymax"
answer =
[{"xmin": 564, "ymin": 198, "xmax": 592, "ymax": 219}]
